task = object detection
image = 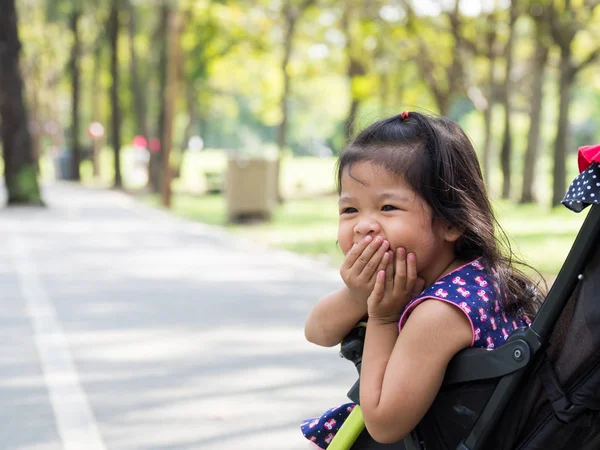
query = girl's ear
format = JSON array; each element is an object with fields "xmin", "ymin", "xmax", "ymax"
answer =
[
  {"xmin": 433, "ymin": 218, "xmax": 463, "ymax": 243},
  {"xmin": 442, "ymin": 222, "xmax": 463, "ymax": 243}
]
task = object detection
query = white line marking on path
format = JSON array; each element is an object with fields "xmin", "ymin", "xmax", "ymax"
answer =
[{"xmin": 11, "ymin": 235, "xmax": 107, "ymax": 450}]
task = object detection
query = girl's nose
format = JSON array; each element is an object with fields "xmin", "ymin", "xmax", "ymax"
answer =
[{"xmin": 354, "ymin": 216, "xmax": 381, "ymax": 237}]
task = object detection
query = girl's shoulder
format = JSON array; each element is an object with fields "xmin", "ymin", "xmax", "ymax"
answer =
[{"xmin": 399, "ymin": 258, "xmax": 530, "ymax": 349}]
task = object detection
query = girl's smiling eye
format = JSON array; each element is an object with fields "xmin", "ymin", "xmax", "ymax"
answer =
[
  {"xmin": 341, "ymin": 207, "xmax": 358, "ymax": 214},
  {"xmin": 381, "ymin": 204, "xmax": 398, "ymax": 212}
]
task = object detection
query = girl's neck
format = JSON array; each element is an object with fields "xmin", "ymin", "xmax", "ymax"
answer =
[{"xmin": 421, "ymin": 256, "xmax": 468, "ymax": 289}]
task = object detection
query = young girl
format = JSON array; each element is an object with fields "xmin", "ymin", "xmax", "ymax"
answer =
[{"xmin": 301, "ymin": 111, "xmax": 543, "ymax": 449}]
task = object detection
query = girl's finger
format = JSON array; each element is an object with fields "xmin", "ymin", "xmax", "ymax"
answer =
[
  {"xmin": 371, "ymin": 270, "xmax": 386, "ymax": 300},
  {"xmin": 385, "ymin": 252, "xmax": 394, "ymax": 290},
  {"xmin": 352, "ymin": 236, "xmax": 384, "ymax": 273},
  {"xmin": 393, "ymin": 248, "xmax": 408, "ymax": 298},
  {"xmin": 405, "ymin": 252, "xmax": 418, "ymax": 293},
  {"xmin": 394, "ymin": 247, "xmax": 407, "ymax": 290},
  {"xmin": 371, "ymin": 249, "xmax": 391, "ymax": 283},
  {"xmin": 362, "ymin": 240, "xmax": 390, "ymax": 279},
  {"xmin": 341, "ymin": 236, "xmax": 372, "ymax": 270}
]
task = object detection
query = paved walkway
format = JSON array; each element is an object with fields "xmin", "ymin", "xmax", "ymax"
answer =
[{"xmin": 0, "ymin": 183, "xmax": 356, "ymax": 450}]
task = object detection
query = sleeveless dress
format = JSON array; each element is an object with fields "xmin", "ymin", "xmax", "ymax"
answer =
[{"xmin": 301, "ymin": 257, "xmax": 531, "ymax": 449}]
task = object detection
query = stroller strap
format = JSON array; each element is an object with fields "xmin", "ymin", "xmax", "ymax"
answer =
[{"xmin": 539, "ymin": 359, "xmax": 589, "ymax": 424}]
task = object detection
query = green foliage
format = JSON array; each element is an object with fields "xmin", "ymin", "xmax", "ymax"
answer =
[{"xmin": 12, "ymin": 0, "xmax": 600, "ymax": 204}]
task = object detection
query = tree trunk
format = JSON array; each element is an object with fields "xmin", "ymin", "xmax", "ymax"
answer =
[
  {"xmin": 481, "ymin": 93, "xmax": 494, "ymax": 184},
  {"xmin": 148, "ymin": 2, "xmax": 169, "ymax": 193},
  {"xmin": 520, "ymin": 39, "xmax": 548, "ymax": 204},
  {"xmin": 161, "ymin": 9, "xmax": 182, "ymax": 208},
  {"xmin": 182, "ymin": 83, "xmax": 198, "ymax": 150},
  {"xmin": 275, "ymin": 1, "xmax": 298, "ymax": 204},
  {"xmin": 69, "ymin": 5, "xmax": 81, "ymax": 181},
  {"xmin": 500, "ymin": 106, "xmax": 512, "ymax": 199},
  {"xmin": 91, "ymin": 39, "xmax": 102, "ymax": 177},
  {"xmin": 344, "ymin": 59, "xmax": 365, "ymax": 139},
  {"xmin": 109, "ymin": 0, "xmax": 122, "ymax": 188},
  {"xmin": 128, "ymin": 0, "xmax": 148, "ymax": 140},
  {"xmin": 0, "ymin": 0, "xmax": 43, "ymax": 205},
  {"xmin": 500, "ymin": 2, "xmax": 517, "ymax": 199},
  {"xmin": 436, "ymin": 94, "xmax": 450, "ymax": 117},
  {"xmin": 481, "ymin": 17, "xmax": 498, "ymax": 184},
  {"xmin": 341, "ymin": 2, "xmax": 364, "ymax": 140},
  {"xmin": 345, "ymin": 97, "xmax": 360, "ymax": 140},
  {"xmin": 552, "ymin": 49, "xmax": 573, "ymax": 207},
  {"xmin": 29, "ymin": 78, "xmax": 42, "ymax": 171}
]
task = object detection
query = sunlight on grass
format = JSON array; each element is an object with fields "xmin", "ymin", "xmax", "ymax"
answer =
[{"xmin": 492, "ymin": 200, "xmax": 589, "ymax": 281}]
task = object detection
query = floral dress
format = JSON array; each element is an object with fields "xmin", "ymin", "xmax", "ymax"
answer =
[{"xmin": 301, "ymin": 257, "xmax": 531, "ymax": 449}]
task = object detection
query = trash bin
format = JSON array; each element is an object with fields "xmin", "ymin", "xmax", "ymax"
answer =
[
  {"xmin": 53, "ymin": 148, "xmax": 73, "ymax": 180},
  {"xmin": 226, "ymin": 157, "xmax": 277, "ymax": 223}
]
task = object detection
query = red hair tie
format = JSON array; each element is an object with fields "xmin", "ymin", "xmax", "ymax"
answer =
[{"xmin": 400, "ymin": 111, "xmax": 409, "ymax": 120}]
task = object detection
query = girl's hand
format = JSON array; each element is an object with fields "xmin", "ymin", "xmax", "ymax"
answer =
[
  {"xmin": 340, "ymin": 235, "xmax": 391, "ymax": 304},
  {"xmin": 367, "ymin": 248, "xmax": 425, "ymax": 324}
]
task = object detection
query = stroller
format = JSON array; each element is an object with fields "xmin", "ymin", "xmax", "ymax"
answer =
[{"xmin": 330, "ymin": 149, "xmax": 600, "ymax": 450}]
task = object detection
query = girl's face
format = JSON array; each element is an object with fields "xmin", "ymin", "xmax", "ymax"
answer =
[{"xmin": 338, "ymin": 161, "xmax": 458, "ymax": 285}]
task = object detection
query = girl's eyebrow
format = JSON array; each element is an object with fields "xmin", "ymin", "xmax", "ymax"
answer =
[
  {"xmin": 338, "ymin": 192, "xmax": 411, "ymax": 204},
  {"xmin": 338, "ymin": 195, "xmax": 354, "ymax": 204},
  {"xmin": 378, "ymin": 192, "xmax": 411, "ymax": 203}
]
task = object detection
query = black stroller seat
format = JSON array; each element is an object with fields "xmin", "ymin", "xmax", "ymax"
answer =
[{"xmin": 340, "ymin": 169, "xmax": 600, "ymax": 450}]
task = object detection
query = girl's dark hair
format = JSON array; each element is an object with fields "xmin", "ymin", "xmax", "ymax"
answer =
[{"xmin": 336, "ymin": 111, "xmax": 544, "ymax": 317}]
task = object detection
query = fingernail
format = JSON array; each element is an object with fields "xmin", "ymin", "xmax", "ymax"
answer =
[{"xmin": 365, "ymin": 235, "xmax": 372, "ymax": 243}]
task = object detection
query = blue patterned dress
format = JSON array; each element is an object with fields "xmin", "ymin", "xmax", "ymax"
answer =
[{"xmin": 301, "ymin": 257, "xmax": 531, "ymax": 449}]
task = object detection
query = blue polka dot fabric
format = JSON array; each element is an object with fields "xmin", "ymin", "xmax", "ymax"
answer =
[
  {"xmin": 301, "ymin": 258, "xmax": 529, "ymax": 449},
  {"xmin": 562, "ymin": 161, "xmax": 600, "ymax": 213},
  {"xmin": 301, "ymin": 403, "xmax": 357, "ymax": 448},
  {"xmin": 399, "ymin": 258, "xmax": 530, "ymax": 348}
]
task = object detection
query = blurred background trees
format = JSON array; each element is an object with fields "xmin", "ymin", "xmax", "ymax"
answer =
[{"xmin": 3, "ymin": 0, "xmax": 600, "ymax": 207}]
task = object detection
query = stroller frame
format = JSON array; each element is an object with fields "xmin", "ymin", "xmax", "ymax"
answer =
[{"xmin": 337, "ymin": 204, "xmax": 600, "ymax": 450}]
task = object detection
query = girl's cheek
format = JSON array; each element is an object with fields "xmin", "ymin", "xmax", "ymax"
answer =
[
  {"xmin": 339, "ymin": 238, "xmax": 352, "ymax": 256},
  {"xmin": 337, "ymin": 227, "xmax": 353, "ymax": 255}
]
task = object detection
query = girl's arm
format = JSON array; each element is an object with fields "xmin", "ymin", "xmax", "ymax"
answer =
[
  {"xmin": 304, "ymin": 286, "xmax": 368, "ymax": 347},
  {"xmin": 359, "ymin": 299, "xmax": 472, "ymax": 443}
]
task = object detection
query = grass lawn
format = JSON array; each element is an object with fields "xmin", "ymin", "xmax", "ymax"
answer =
[{"xmin": 144, "ymin": 191, "xmax": 590, "ymax": 286}]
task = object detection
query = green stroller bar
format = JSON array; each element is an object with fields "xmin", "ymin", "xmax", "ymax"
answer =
[{"xmin": 328, "ymin": 405, "xmax": 366, "ymax": 450}]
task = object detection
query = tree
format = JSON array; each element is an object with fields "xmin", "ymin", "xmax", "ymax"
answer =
[
  {"xmin": 340, "ymin": 1, "xmax": 367, "ymax": 139},
  {"xmin": 478, "ymin": 10, "xmax": 500, "ymax": 183},
  {"xmin": 548, "ymin": 0, "xmax": 600, "ymax": 206},
  {"xmin": 69, "ymin": 0, "xmax": 82, "ymax": 181},
  {"xmin": 148, "ymin": 1, "xmax": 169, "ymax": 193},
  {"xmin": 339, "ymin": 0, "xmax": 387, "ymax": 139},
  {"xmin": 109, "ymin": 0, "xmax": 122, "ymax": 188},
  {"xmin": 276, "ymin": 0, "xmax": 315, "ymax": 202},
  {"xmin": 401, "ymin": 0, "xmax": 467, "ymax": 116},
  {"xmin": 43, "ymin": 0, "xmax": 86, "ymax": 181},
  {"xmin": 127, "ymin": 0, "xmax": 149, "ymax": 142},
  {"xmin": 90, "ymin": 24, "xmax": 105, "ymax": 178},
  {"xmin": 0, "ymin": 0, "xmax": 43, "ymax": 205},
  {"xmin": 499, "ymin": 0, "xmax": 518, "ymax": 199},
  {"xmin": 161, "ymin": 8, "xmax": 183, "ymax": 208},
  {"xmin": 520, "ymin": 4, "xmax": 550, "ymax": 204}
]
